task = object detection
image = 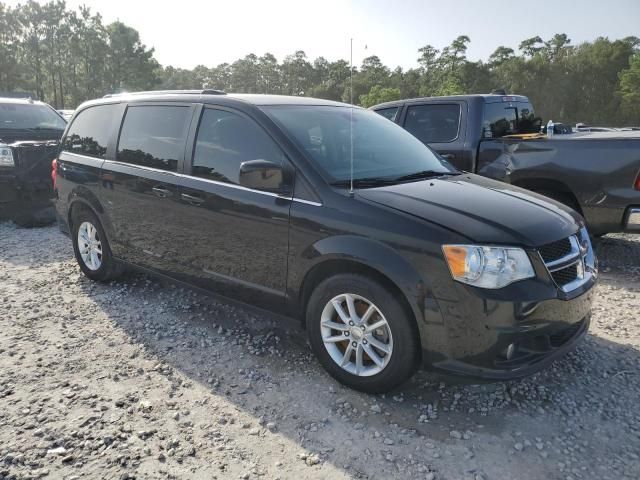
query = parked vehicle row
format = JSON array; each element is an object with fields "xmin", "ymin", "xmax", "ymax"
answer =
[
  {"xmin": 371, "ymin": 94, "xmax": 640, "ymax": 236},
  {"xmin": 54, "ymin": 91, "xmax": 597, "ymax": 392}
]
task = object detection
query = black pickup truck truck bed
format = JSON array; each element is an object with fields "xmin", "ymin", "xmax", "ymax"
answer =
[{"xmin": 371, "ymin": 94, "xmax": 640, "ymax": 235}]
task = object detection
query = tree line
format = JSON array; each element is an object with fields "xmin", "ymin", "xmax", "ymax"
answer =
[{"xmin": 1, "ymin": 1, "xmax": 639, "ymax": 126}]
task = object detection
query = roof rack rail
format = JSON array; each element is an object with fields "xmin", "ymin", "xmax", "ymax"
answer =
[{"xmin": 103, "ymin": 89, "xmax": 226, "ymax": 98}]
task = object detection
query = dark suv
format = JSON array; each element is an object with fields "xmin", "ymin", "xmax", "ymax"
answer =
[
  {"xmin": 54, "ymin": 90, "xmax": 597, "ymax": 393},
  {"xmin": 1, "ymin": 97, "xmax": 66, "ymax": 225}
]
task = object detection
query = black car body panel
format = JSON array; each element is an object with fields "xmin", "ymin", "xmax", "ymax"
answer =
[
  {"xmin": 371, "ymin": 94, "xmax": 640, "ymax": 235},
  {"xmin": 55, "ymin": 91, "xmax": 597, "ymax": 381}
]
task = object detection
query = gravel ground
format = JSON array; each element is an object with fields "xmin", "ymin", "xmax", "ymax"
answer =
[{"xmin": 0, "ymin": 222, "xmax": 639, "ymax": 480}]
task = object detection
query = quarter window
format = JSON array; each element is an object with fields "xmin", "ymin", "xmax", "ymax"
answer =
[
  {"xmin": 62, "ymin": 105, "xmax": 117, "ymax": 158},
  {"xmin": 374, "ymin": 107, "xmax": 399, "ymax": 122},
  {"xmin": 404, "ymin": 104, "xmax": 460, "ymax": 143},
  {"xmin": 117, "ymin": 105, "xmax": 191, "ymax": 172},
  {"xmin": 192, "ymin": 108, "xmax": 285, "ymax": 186}
]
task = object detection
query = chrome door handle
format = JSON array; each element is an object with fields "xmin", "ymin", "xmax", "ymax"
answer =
[
  {"xmin": 181, "ymin": 193, "xmax": 205, "ymax": 205},
  {"xmin": 152, "ymin": 186, "xmax": 173, "ymax": 198}
]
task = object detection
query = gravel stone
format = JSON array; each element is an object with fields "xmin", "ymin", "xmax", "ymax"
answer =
[{"xmin": 0, "ymin": 223, "xmax": 638, "ymax": 480}]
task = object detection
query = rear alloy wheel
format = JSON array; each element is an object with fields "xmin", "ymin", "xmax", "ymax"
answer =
[
  {"xmin": 71, "ymin": 208, "xmax": 123, "ymax": 282},
  {"xmin": 307, "ymin": 274, "xmax": 419, "ymax": 393},
  {"xmin": 77, "ymin": 221, "xmax": 103, "ymax": 271}
]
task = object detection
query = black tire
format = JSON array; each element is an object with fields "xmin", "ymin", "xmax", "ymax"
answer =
[
  {"xmin": 71, "ymin": 208, "xmax": 123, "ymax": 282},
  {"xmin": 306, "ymin": 274, "xmax": 419, "ymax": 393}
]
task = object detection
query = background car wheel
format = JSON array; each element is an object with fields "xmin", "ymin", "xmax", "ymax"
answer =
[
  {"xmin": 306, "ymin": 274, "xmax": 419, "ymax": 393},
  {"xmin": 71, "ymin": 208, "xmax": 123, "ymax": 282}
]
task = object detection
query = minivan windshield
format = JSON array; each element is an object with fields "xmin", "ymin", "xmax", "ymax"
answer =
[
  {"xmin": 0, "ymin": 102, "xmax": 67, "ymax": 131},
  {"xmin": 263, "ymin": 105, "xmax": 457, "ymax": 186}
]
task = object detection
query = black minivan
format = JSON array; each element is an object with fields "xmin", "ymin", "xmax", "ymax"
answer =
[{"xmin": 54, "ymin": 91, "xmax": 597, "ymax": 393}]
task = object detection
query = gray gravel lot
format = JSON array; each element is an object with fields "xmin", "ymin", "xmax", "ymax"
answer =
[{"xmin": 0, "ymin": 222, "xmax": 639, "ymax": 480}]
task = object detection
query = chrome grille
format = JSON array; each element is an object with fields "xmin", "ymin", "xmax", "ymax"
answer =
[
  {"xmin": 538, "ymin": 229, "xmax": 595, "ymax": 292},
  {"xmin": 551, "ymin": 263, "xmax": 578, "ymax": 286},
  {"xmin": 538, "ymin": 238, "xmax": 572, "ymax": 263}
]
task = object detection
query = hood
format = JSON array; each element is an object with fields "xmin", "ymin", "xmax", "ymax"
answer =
[{"xmin": 357, "ymin": 173, "xmax": 583, "ymax": 247}]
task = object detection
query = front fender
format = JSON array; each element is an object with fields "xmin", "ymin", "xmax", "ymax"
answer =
[{"xmin": 289, "ymin": 234, "xmax": 444, "ymax": 329}]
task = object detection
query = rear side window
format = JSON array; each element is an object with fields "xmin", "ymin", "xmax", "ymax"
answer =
[
  {"xmin": 483, "ymin": 101, "xmax": 541, "ymax": 138},
  {"xmin": 117, "ymin": 105, "xmax": 191, "ymax": 172},
  {"xmin": 191, "ymin": 108, "xmax": 285, "ymax": 186},
  {"xmin": 374, "ymin": 107, "xmax": 399, "ymax": 122},
  {"xmin": 404, "ymin": 104, "xmax": 460, "ymax": 143},
  {"xmin": 63, "ymin": 105, "xmax": 117, "ymax": 158}
]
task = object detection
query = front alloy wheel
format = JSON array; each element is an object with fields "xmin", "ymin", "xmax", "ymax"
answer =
[
  {"xmin": 321, "ymin": 293, "xmax": 393, "ymax": 376},
  {"xmin": 306, "ymin": 274, "xmax": 419, "ymax": 393}
]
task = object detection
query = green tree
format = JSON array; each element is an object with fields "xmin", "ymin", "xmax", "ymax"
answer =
[
  {"xmin": 105, "ymin": 21, "xmax": 158, "ymax": 93},
  {"xmin": 519, "ymin": 36, "xmax": 543, "ymax": 57},
  {"xmin": 489, "ymin": 46, "xmax": 515, "ymax": 66},
  {"xmin": 282, "ymin": 50, "xmax": 313, "ymax": 95},
  {"xmin": 359, "ymin": 85, "xmax": 401, "ymax": 108},
  {"xmin": 619, "ymin": 53, "xmax": 640, "ymax": 123},
  {"xmin": 0, "ymin": 3, "xmax": 23, "ymax": 91}
]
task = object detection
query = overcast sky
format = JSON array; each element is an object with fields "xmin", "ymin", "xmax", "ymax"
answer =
[{"xmin": 8, "ymin": 0, "xmax": 640, "ymax": 69}]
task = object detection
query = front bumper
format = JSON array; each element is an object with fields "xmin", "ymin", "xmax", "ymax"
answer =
[
  {"xmin": 427, "ymin": 284, "xmax": 594, "ymax": 381},
  {"xmin": 433, "ymin": 315, "xmax": 590, "ymax": 381},
  {"xmin": 0, "ymin": 175, "xmax": 53, "ymax": 222}
]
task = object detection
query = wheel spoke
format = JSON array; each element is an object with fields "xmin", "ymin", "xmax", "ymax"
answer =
[
  {"xmin": 322, "ymin": 320, "xmax": 349, "ymax": 331},
  {"xmin": 363, "ymin": 343, "xmax": 384, "ymax": 367},
  {"xmin": 367, "ymin": 336, "xmax": 391, "ymax": 355},
  {"xmin": 366, "ymin": 318, "xmax": 387, "ymax": 332},
  {"xmin": 90, "ymin": 251, "xmax": 100, "ymax": 269},
  {"xmin": 345, "ymin": 294, "xmax": 357, "ymax": 321},
  {"xmin": 355, "ymin": 344, "xmax": 363, "ymax": 375},
  {"xmin": 331, "ymin": 299, "xmax": 350, "ymax": 324},
  {"xmin": 360, "ymin": 305, "xmax": 376, "ymax": 325},
  {"xmin": 324, "ymin": 334, "xmax": 348, "ymax": 343},
  {"xmin": 340, "ymin": 343, "xmax": 354, "ymax": 366}
]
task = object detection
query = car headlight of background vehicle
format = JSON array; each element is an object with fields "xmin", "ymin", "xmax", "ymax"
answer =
[
  {"xmin": 0, "ymin": 147, "xmax": 14, "ymax": 167},
  {"xmin": 442, "ymin": 245, "xmax": 535, "ymax": 289}
]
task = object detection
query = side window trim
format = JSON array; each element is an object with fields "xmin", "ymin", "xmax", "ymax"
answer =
[
  {"xmin": 114, "ymin": 101, "xmax": 197, "ymax": 174},
  {"xmin": 61, "ymin": 102, "xmax": 123, "ymax": 160},
  {"xmin": 402, "ymin": 102, "xmax": 463, "ymax": 144},
  {"xmin": 185, "ymin": 104, "xmax": 295, "ymax": 195},
  {"xmin": 373, "ymin": 106, "xmax": 400, "ymax": 122}
]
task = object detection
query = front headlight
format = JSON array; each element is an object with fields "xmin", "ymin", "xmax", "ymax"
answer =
[
  {"xmin": 0, "ymin": 147, "xmax": 14, "ymax": 167},
  {"xmin": 442, "ymin": 244, "xmax": 535, "ymax": 289}
]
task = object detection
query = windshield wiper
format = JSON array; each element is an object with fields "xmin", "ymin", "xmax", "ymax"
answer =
[
  {"xmin": 393, "ymin": 170, "xmax": 460, "ymax": 182},
  {"xmin": 330, "ymin": 177, "xmax": 398, "ymax": 188}
]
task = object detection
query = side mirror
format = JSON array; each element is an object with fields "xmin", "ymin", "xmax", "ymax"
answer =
[{"xmin": 239, "ymin": 159, "xmax": 291, "ymax": 195}]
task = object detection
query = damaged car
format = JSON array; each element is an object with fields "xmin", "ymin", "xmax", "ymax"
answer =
[{"xmin": 0, "ymin": 97, "xmax": 66, "ymax": 226}]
